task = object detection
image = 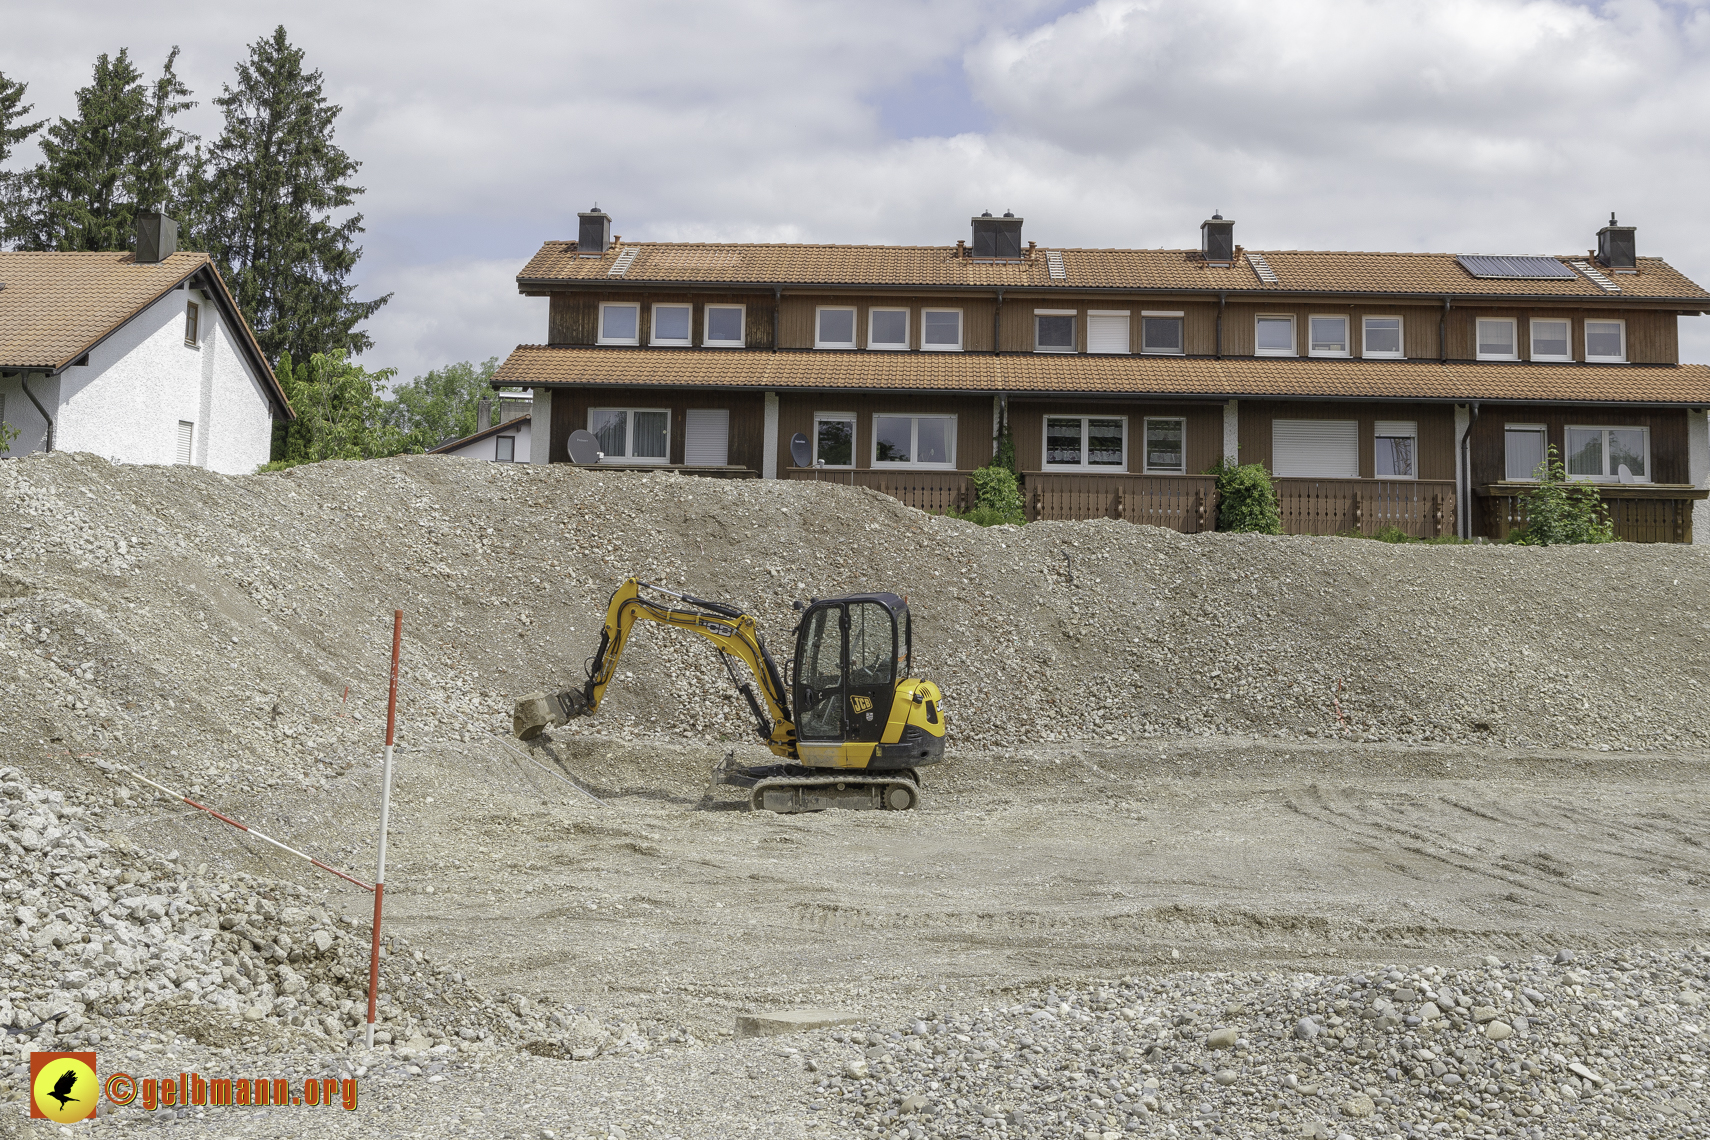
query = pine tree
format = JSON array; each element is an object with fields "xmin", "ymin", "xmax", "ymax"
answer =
[
  {"xmin": 0, "ymin": 68, "xmax": 46, "ymax": 247},
  {"xmin": 11, "ymin": 48, "xmax": 194, "ymax": 251},
  {"xmin": 185, "ymin": 26, "xmax": 389, "ymax": 365}
]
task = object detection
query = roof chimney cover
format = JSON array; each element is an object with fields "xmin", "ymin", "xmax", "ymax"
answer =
[
  {"xmin": 1200, "ymin": 213, "xmax": 1235, "ymax": 263},
  {"xmin": 578, "ymin": 206, "xmax": 612, "ymax": 255},
  {"xmin": 136, "ymin": 212, "xmax": 178, "ymax": 264},
  {"xmin": 971, "ymin": 211, "xmax": 1023, "ymax": 258},
  {"xmin": 1597, "ymin": 212, "xmax": 1635, "ymax": 269}
]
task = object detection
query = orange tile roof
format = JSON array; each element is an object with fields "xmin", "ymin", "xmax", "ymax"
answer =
[
  {"xmin": 517, "ymin": 241, "xmax": 1710, "ymax": 302},
  {"xmin": 494, "ymin": 345, "xmax": 1710, "ymax": 405}
]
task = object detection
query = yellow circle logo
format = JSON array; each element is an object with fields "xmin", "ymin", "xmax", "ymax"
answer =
[{"xmin": 33, "ymin": 1054, "xmax": 98, "ymax": 1123}]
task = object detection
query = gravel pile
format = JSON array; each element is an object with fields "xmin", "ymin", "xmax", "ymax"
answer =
[{"xmin": 796, "ymin": 949, "xmax": 1710, "ymax": 1139}]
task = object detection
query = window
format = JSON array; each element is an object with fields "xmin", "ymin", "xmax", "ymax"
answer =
[
  {"xmin": 184, "ymin": 300, "xmax": 200, "ymax": 346},
  {"xmin": 1043, "ymin": 416, "xmax": 1127, "ymax": 470},
  {"xmin": 650, "ymin": 303, "xmax": 691, "ymax": 346},
  {"xmin": 1255, "ymin": 315, "xmax": 1295, "ymax": 356},
  {"xmin": 598, "ymin": 303, "xmax": 639, "ymax": 345},
  {"xmin": 704, "ymin": 305, "xmax": 745, "ymax": 348},
  {"xmin": 1565, "ymin": 425, "xmax": 1648, "ymax": 481},
  {"xmin": 684, "ymin": 408, "xmax": 730, "ymax": 465},
  {"xmin": 1034, "ymin": 310, "xmax": 1076, "ymax": 352},
  {"xmin": 1530, "ymin": 319, "xmax": 1571, "ymax": 362},
  {"xmin": 1309, "ymin": 315, "xmax": 1349, "ymax": 357},
  {"xmin": 815, "ymin": 307, "xmax": 856, "ymax": 349},
  {"xmin": 1272, "ymin": 420, "xmax": 1357, "ymax": 477},
  {"xmin": 1374, "ymin": 420, "xmax": 1417, "ymax": 478},
  {"xmin": 814, "ymin": 413, "xmax": 855, "ymax": 467},
  {"xmin": 1140, "ymin": 312, "xmax": 1183, "ymax": 355},
  {"xmin": 1504, "ymin": 424, "xmax": 1546, "ymax": 481},
  {"xmin": 1476, "ymin": 318, "xmax": 1517, "ymax": 360},
  {"xmin": 921, "ymin": 309, "xmax": 962, "ymax": 351},
  {"xmin": 1143, "ymin": 417, "xmax": 1184, "ymax": 472},
  {"xmin": 873, "ymin": 414, "xmax": 955, "ymax": 468},
  {"xmin": 1087, "ymin": 310, "xmax": 1131, "ymax": 354},
  {"xmin": 589, "ymin": 407, "xmax": 669, "ymax": 463},
  {"xmin": 1362, "ymin": 316, "xmax": 1403, "ymax": 359},
  {"xmin": 1585, "ymin": 319, "xmax": 1626, "ymax": 363},
  {"xmin": 868, "ymin": 309, "xmax": 909, "ymax": 351},
  {"xmin": 495, "ymin": 435, "xmax": 516, "ymax": 463},
  {"xmin": 176, "ymin": 420, "xmax": 194, "ymax": 466}
]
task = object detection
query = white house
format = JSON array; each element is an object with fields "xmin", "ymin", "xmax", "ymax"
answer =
[
  {"xmin": 428, "ymin": 412, "xmax": 532, "ymax": 463},
  {"xmin": 0, "ymin": 215, "xmax": 291, "ymax": 473}
]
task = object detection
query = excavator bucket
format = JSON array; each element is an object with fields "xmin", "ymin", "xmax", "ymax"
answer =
[{"xmin": 512, "ymin": 690, "xmax": 590, "ymax": 740}]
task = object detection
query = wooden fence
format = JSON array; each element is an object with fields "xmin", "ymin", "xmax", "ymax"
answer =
[
  {"xmin": 1025, "ymin": 473, "xmax": 1217, "ymax": 532},
  {"xmin": 1273, "ymin": 478, "xmax": 1456, "ymax": 538},
  {"xmin": 1478, "ymin": 483, "xmax": 1705, "ymax": 543},
  {"xmin": 783, "ymin": 468, "xmax": 974, "ymax": 514}
]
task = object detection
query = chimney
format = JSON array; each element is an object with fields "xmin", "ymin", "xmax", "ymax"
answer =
[
  {"xmin": 477, "ymin": 397, "xmax": 492, "ymax": 433},
  {"xmin": 970, "ymin": 209, "xmax": 1023, "ymax": 259},
  {"xmin": 1597, "ymin": 212, "xmax": 1635, "ymax": 269},
  {"xmin": 578, "ymin": 205, "xmax": 612, "ymax": 256},
  {"xmin": 136, "ymin": 212, "xmax": 178, "ymax": 264},
  {"xmin": 1200, "ymin": 212, "xmax": 1234, "ymax": 263}
]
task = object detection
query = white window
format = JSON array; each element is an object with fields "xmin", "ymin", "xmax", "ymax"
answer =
[
  {"xmin": 598, "ymin": 302, "xmax": 640, "ymax": 345},
  {"xmin": 814, "ymin": 413, "xmax": 856, "ymax": 467},
  {"xmin": 1362, "ymin": 316, "xmax": 1403, "ymax": 359},
  {"xmin": 1034, "ymin": 310, "xmax": 1076, "ymax": 353},
  {"xmin": 1530, "ymin": 319, "xmax": 1571, "ymax": 362},
  {"xmin": 1565, "ymin": 425, "xmax": 1648, "ymax": 482},
  {"xmin": 815, "ymin": 307, "xmax": 857, "ymax": 349},
  {"xmin": 1309, "ymin": 315, "xmax": 1350, "ymax": 357},
  {"xmin": 1043, "ymin": 416, "xmax": 1127, "ymax": 470},
  {"xmin": 589, "ymin": 407, "xmax": 670, "ymax": 463},
  {"xmin": 684, "ymin": 408, "xmax": 730, "ymax": 466},
  {"xmin": 868, "ymin": 309, "xmax": 909, "ymax": 351},
  {"xmin": 1143, "ymin": 417, "xmax": 1185, "ymax": 473},
  {"xmin": 176, "ymin": 420, "xmax": 194, "ymax": 466},
  {"xmin": 1476, "ymin": 318, "xmax": 1517, "ymax": 361},
  {"xmin": 650, "ymin": 303, "xmax": 691, "ymax": 346},
  {"xmin": 873, "ymin": 414, "xmax": 956, "ymax": 468},
  {"xmin": 184, "ymin": 300, "xmax": 200, "ymax": 346},
  {"xmin": 1374, "ymin": 420, "xmax": 1417, "ymax": 479},
  {"xmin": 1272, "ymin": 419, "xmax": 1357, "ymax": 477},
  {"xmin": 1585, "ymin": 319, "xmax": 1626, "ymax": 363},
  {"xmin": 921, "ymin": 309, "xmax": 962, "ymax": 351},
  {"xmin": 1504, "ymin": 424, "xmax": 1547, "ymax": 481},
  {"xmin": 1140, "ymin": 312, "xmax": 1183, "ymax": 355},
  {"xmin": 495, "ymin": 435, "xmax": 516, "ymax": 463},
  {"xmin": 1087, "ymin": 310, "xmax": 1131, "ymax": 355},
  {"xmin": 704, "ymin": 305, "xmax": 745, "ymax": 348},
  {"xmin": 1255, "ymin": 315, "xmax": 1295, "ymax": 356}
]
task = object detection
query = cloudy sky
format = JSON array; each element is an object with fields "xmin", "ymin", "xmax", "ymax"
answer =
[{"xmin": 5, "ymin": 0, "xmax": 1710, "ymax": 378}]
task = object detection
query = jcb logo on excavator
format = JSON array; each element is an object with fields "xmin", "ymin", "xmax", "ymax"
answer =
[{"xmin": 848, "ymin": 695, "xmax": 873, "ymax": 713}]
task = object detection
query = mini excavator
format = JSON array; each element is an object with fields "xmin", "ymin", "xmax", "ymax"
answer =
[{"xmin": 513, "ymin": 578, "xmax": 946, "ymax": 812}]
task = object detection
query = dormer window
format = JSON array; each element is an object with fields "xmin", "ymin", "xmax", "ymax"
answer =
[
  {"xmin": 1255, "ymin": 315, "xmax": 1295, "ymax": 356},
  {"xmin": 816, "ymin": 307, "xmax": 856, "ymax": 349},
  {"xmin": 1308, "ymin": 315, "xmax": 1349, "ymax": 357},
  {"xmin": 921, "ymin": 309, "xmax": 962, "ymax": 351},
  {"xmin": 651, "ymin": 304, "xmax": 691, "ymax": 346},
  {"xmin": 1034, "ymin": 310, "xmax": 1076, "ymax": 353},
  {"xmin": 1476, "ymin": 318, "xmax": 1517, "ymax": 361},
  {"xmin": 598, "ymin": 302, "xmax": 640, "ymax": 345},
  {"xmin": 1584, "ymin": 319, "xmax": 1626, "ymax": 363},
  {"xmin": 869, "ymin": 309, "xmax": 908, "ymax": 350},
  {"xmin": 704, "ymin": 304, "xmax": 745, "ymax": 347}
]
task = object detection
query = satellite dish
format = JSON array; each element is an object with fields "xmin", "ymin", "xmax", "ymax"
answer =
[
  {"xmin": 789, "ymin": 432, "xmax": 811, "ymax": 469},
  {"xmin": 567, "ymin": 429, "xmax": 602, "ymax": 465},
  {"xmin": 1617, "ymin": 463, "xmax": 1635, "ymax": 484}
]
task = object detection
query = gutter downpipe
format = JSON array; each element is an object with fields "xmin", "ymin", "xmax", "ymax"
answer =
[
  {"xmin": 21, "ymin": 373, "xmax": 53, "ymax": 452},
  {"xmin": 1440, "ymin": 297, "xmax": 1451, "ymax": 364},
  {"xmin": 1216, "ymin": 291, "xmax": 1226, "ymax": 360},
  {"xmin": 1460, "ymin": 401, "xmax": 1479, "ymax": 539}
]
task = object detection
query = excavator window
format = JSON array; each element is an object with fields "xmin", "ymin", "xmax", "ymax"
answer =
[
  {"xmin": 847, "ymin": 602, "xmax": 894, "ymax": 689},
  {"xmin": 796, "ymin": 605, "xmax": 844, "ymax": 739}
]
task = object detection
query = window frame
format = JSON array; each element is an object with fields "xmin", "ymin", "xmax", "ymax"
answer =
[
  {"xmin": 597, "ymin": 302, "xmax": 641, "ymax": 346},
  {"xmin": 649, "ymin": 302, "xmax": 692, "ymax": 347},
  {"xmin": 1563, "ymin": 424, "xmax": 1650, "ymax": 482},
  {"xmin": 1373, "ymin": 420, "xmax": 1418, "ymax": 480},
  {"xmin": 919, "ymin": 308, "xmax": 964, "ymax": 352},
  {"xmin": 1307, "ymin": 314, "xmax": 1351, "ymax": 358},
  {"xmin": 1475, "ymin": 317, "xmax": 1519, "ymax": 361},
  {"xmin": 587, "ymin": 406, "xmax": 672, "ymax": 465},
  {"xmin": 1139, "ymin": 311, "xmax": 1183, "ymax": 356},
  {"xmin": 1503, "ymin": 423, "xmax": 1548, "ymax": 482},
  {"xmin": 1254, "ymin": 314, "xmax": 1296, "ymax": 357},
  {"xmin": 1142, "ymin": 416, "xmax": 1187, "ymax": 474},
  {"xmin": 1086, "ymin": 309, "xmax": 1133, "ymax": 355},
  {"xmin": 1527, "ymin": 317, "xmax": 1572, "ymax": 363},
  {"xmin": 814, "ymin": 306, "xmax": 858, "ymax": 350},
  {"xmin": 871, "ymin": 413, "xmax": 958, "ymax": 470},
  {"xmin": 1042, "ymin": 414, "xmax": 1130, "ymax": 472},
  {"xmin": 494, "ymin": 435, "xmax": 517, "ymax": 463},
  {"xmin": 702, "ymin": 303, "xmax": 746, "ymax": 348},
  {"xmin": 812, "ymin": 412, "xmax": 857, "ymax": 469},
  {"xmin": 1361, "ymin": 315, "xmax": 1404, "ymax": 360},
  {"xmin": 1583, "ymin": 318, "xmax": 1627, "ymax": 364},
  {"xmin": 1033, "ymin": 309, "xmax": 1078, "ymax": 354},
  {"xmin": 866, "ymin": 308, "xmax": 910, "ymax": 352},
  {"xmin": 184, "ymin": 300, "xmax": 200, "ymax": 347}
]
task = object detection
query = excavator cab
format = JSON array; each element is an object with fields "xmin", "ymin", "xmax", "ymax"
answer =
[{"xmin": 793, "ymin": 594, "xmax": 942, "ymax": 770}]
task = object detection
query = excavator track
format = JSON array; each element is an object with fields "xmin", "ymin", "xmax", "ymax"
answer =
[{"xmin": 746, "ymin": 769, "xmax": 923, "ymax": 813}]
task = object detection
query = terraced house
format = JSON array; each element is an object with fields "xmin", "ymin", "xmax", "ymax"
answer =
[{"xmin": 494, "ymin": 208, "xmax": 1710, "ymax": 542}]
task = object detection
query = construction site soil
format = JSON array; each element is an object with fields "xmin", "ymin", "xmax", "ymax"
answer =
[{"xmin": 1, "ymin": 452, "xmax": 1707, "ymax": 1139}]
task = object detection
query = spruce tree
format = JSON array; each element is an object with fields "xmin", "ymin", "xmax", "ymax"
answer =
[
  {"xmin": 0, "ymin": 69, "xmax": 45, "ymax": 247},
  {"xmin": 186, "ymin": 26, "xmax": 389, "ymax": 365}
]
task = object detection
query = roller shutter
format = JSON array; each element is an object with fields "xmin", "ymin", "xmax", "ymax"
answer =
[
  {"xmin": 176, "ymin": 421, "xmax": 194, "ymax": 466},
  {"xmin": 1272, "ymin": 419, "xmax": 1357, "ymax": 477},
  {"xmin": 1086, "ymin": 313, "xmax": 1130, "ymax": 355},
  {"xmin": 684, "ymin": 409, "xmax": 730, "ymax": 467}
]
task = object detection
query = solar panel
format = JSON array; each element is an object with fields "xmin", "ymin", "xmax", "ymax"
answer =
[{"xmin": 1456, "ymin": 255, "xmax": 1576, "ymax": 280}]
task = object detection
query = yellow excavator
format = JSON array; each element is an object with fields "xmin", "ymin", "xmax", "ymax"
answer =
[{"xmin": 513, "ymin": 578, "xmax": 946, "ymax": 812}]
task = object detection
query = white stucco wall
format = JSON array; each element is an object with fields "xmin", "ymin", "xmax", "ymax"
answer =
[
  {"xmin": 441, "ymin": 419, "xmax": 531, "ymax": 463},
  {"xmin": 1689, "ymin": 407, "xmax": 1709, "ymax": 545},
  {"xmin": 530, "ymin": 389, "xmax": 553, "ymax": 465},
  {"xmin": 0, "ymin": 372, "xmax": 59, "ymax": 456}
]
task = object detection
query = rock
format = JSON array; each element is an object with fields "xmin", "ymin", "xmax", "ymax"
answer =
[
  {"xmin": 843, "ymin": 1059, "xmax": 870, "ymax": 1080},
  {"xmin": 312, "ymin": 930, "xmax": 334, "ymax": 953},
  {"xmin": 1485, "ymin": 1020, "xmax": 1513, "ymax": 1042},
  {"xmin": 1340, "ymin": 1093, "xmax": 1375, "ymax": 1119},
  {"xmin": 1554, "ymin": 949, "xmax": 1576, "ymax": 965},
  {"xmin": 1471, "ymin": 1005, "xmax": 1498, "ymax": 1023},
  {"xmin": 1681, "ymin": 991, "xmax": 1704, "ymax": 1007},
  {"xmin": 1482, "ymin": 955, "xmax": 1504, "ymax": 968},
  {"xmin": 1294, "ymin": 1017, "xmax": 1320, "ymax": 1040},
  {"xmin": 1207, "ymin": 1027, "xmax": 1238, "ymax": 1050},
  {"xmin": 1567, "ymin": 1062, "xmax": 1604, "ymax": 1086},
  {"xmin": 1214, "ymin": 1069, "xmax": 1237, "ymax": 1085},
  {"xmin": 1417, "ymin": 1002, "xmax": 1442, "ymax": 1022},
  {"xmin": 901, "ymin": 1094, "xmax": 928, "ymax": 1114},
  {"xmin": 736, "ymin": 1008, "xmax": 864, "ymax": 1038}
]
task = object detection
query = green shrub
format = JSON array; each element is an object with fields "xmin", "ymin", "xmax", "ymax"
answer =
[
  {"xmin": 1372, "ymin": 524, "xmax": 1410, "ymax": 543},
  {"xmin": 0, "ymin": 419, "xmax": 18, "ymax": 456},
  {"xmin": 1209, "ymin": 458, "xmax": 1281, "ymax": 534},
  {"xmin": 945, "ymin": 464, "xmax": 1026, "ymax": 527},
  {"xmin": 1507, "ymin": 447, "xmax": 1616, "ymax": 546}
]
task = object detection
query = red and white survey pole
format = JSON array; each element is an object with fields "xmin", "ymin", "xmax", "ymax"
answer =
[{"xmin": 365, "ymin": 610, "xmax": 403, "ymax": 1049}]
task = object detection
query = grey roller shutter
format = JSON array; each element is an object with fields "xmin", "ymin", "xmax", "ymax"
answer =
[
  {"xmin": 684, "ymin": 409, "xmax": 730, "ymax": 467},
  {"xmin": 1272, "ymin": 420, "xmax": 1357, "ymax": 477},
  {"xmin": 176, "ymin": 421, "xmax": 194, "ymax": 466}
]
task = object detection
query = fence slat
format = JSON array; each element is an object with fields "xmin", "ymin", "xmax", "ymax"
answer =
[{"xmin": 1272, "ymin": 479, "xmax": 1456, "ymax": 538}]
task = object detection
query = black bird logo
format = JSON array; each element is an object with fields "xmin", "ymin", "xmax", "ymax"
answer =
[{"xmin": 46, "ymin": 1066, "xmax": 80, "ymax": 1110}]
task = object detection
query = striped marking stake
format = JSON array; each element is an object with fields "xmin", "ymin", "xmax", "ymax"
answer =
[{"xmin": 366, "ymin": 610, "xmax": 403, "ymax": 1050}]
